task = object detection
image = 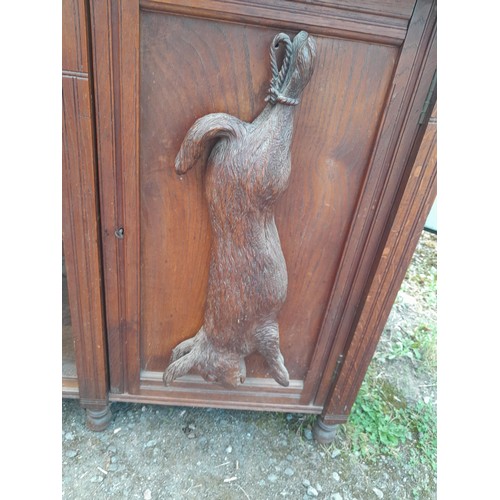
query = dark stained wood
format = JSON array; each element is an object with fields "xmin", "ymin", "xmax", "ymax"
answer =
[
  {"xmin": 88, "ymin": 0, "xmax": 141, "ymax": 394},
  {"xmin": 90, "ymin": 0, "xmax": 436, "ymax": 407},
  {"xmin": 139, "ymin": 13, "xmax": 398, "ymax": 390},
  {"xmin": 320, "ymin": 97, "xmax": 437, "ymax": 425},
  {"xmin": 111, "ymin": 375, "xmax": 323, "ymax": 413},
  {"xmin": 163, "ymin": 32, "xmax": 316, "ymax": 388},
  {"xmin": 62, "ymin": 0, "xmax": 110, "ymax": 416},
  {"xmin": 304, "ymin": 0, "xmax": 437, "ymax": 408},
  {"xmin": 63, "ymin": 0, "xmax": 438, "ymax": 432},
  {"xmin": 62, "ymin": 0, "xmax": 89, "ymax": 73},
  {"xmin": 62, "ymin": 74, "xmax": 109, "ymax": 410},
  {"xmin": 312, "ymin": 417, "xmax": 338, "ymax": 444},
  {"xmin": 140, "ymin": 0, "xmax": 415, "ymax": 45},
  {"xmin": 85, "ymin": 406, "xmax": 113, "ymax": 431}
]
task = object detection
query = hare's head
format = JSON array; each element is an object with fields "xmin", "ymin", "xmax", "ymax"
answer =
[
  {"xmin": 201, "ymin": 352, "xmax": 246, "ymax": 388},
  {"xmin": 266, "ymin": 31, "xmax": 316, "ymax": 105},
  {"xmin": 163, "ymin": 333, "xmax": 246, "ymax": 389}
]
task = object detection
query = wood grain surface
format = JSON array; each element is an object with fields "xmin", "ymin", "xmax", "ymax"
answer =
[
  {"xmin": 322, "ymin": 100, "xmax": 436, "ymax": 423},
  {"xmin": 140, "ymin": 0, "xmax": 416, "ymax": 45},
  {"xmin": 62, "ymin": 74, "xmax": 109, "ymax": 405},
  {"xmin": 139, "ymin": 12, "xmax": 397, "ymax": 382},
  {"xmin": 84, "ymin": 0, "xmax": 437, "ymax": 417},
  {"xmin": 160, "ymin": 32, "xmax": 316, "ymax": 388},
  {"xmin": 62, "ymin": 0, "xmax": 89, "ymax": 74}
]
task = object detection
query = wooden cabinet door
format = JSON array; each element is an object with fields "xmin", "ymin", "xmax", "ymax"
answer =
[
  {"xmin": 90, "ymin": 0, "xmax": 436, "ymax": 416},
  {"xmin": 62, "ymin": 0, "xmax": 110, "ymax": 425}
]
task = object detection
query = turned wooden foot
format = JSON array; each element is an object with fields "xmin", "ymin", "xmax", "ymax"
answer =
[
  {"xmin": 85, "ymin": 405, "xmax": 112, "ymax": 431},
  {"xmin": 313, "ymin": 416, "xmax": 338, "ymax": 444}
]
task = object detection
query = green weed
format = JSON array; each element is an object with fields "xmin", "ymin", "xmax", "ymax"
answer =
[
  {"xmin": 343, "ymin": 367, "xmax": 436, "ymax": 471},
  {"xmin": 344, "ymin": 370, "xmax": 408, "ymax": 459},
  {"xmin": 406, "ymin": 400, "xmax": 437, "ymax": 472},
  {"xmin": 283, "ymin": 413, "xmax": 317, "ymax": 437},
  {"xmin": 375, "ymin": 322, "xmax": 437, "ymax": 372}
]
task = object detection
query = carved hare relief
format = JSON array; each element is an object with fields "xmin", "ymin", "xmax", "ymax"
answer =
[{"xmin": 163, "ymin": 31, "xmax": 316, "ymax": 388}]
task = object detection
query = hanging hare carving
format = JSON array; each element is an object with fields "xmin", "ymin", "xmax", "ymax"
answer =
[{"xmin": 163, "ymin": 31, "xmax": 316, "ymax": 388}]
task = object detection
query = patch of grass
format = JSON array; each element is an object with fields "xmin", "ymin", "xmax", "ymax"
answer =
[
  {"xmin": 414, "ymin": 323, "xmax": 437, "ymax": 372},
  {"xmin": 343, "ymin": 367, "xmax": 436, "ymax": 472},
  {"xmin": 375, "ymin": 322, "xmax": 437, "ymax": 372},
  {"xmin": 344, "ymin": 369, "xmax": 409, "ymax": 459},
  {"xmin": 406, "ymin": 400, "xmax": 437, "ymax": 472},
  {"xmin": 333, "ymin": 232, "xmax": 437, "ymax": 496}
]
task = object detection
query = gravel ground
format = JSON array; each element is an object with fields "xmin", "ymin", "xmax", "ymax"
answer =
[{"xmin": 62, "ymin": 231, "xmax": 437, "ymax": 500}]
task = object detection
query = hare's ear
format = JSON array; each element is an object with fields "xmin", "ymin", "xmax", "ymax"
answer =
[
  {"xmin": 174, "ymin": 113, "xmax": 245, "ymax": 175},
  {"xmin": 163, "ymin": 351, "xmax": 196, "ymax": 386}
]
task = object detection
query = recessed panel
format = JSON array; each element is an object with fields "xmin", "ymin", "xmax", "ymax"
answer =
[{"xmin": 139, "ymin": 10, "xmax": 397, "ymax": 380}]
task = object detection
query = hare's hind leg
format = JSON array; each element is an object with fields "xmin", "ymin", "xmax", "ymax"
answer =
[
  {"xmin": 255, "ymin": 322, "xmax": 289, "ymax": 387},
  {"xmin": 170, "ymin": 336, "xmax": 196, "ymax": 362},
  {"xmin": 163, "ymin": 348, "xmax": 196, "ymax": 386},
  {"xmin": 164, "ymin": 328, "xmax": 247, "ymax": 388},
  {"xmin": 163, "ymin": 329, "xmax": 203, "ymax": 385}
]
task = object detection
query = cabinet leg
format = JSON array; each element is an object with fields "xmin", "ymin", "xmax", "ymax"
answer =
[
  {"xmin": 313, "ymin": 415, "xmax": 339, "ymax": 444},
  {"xmin": 85, "ymin": 405, "xmax": 112, "ymax": 431}
]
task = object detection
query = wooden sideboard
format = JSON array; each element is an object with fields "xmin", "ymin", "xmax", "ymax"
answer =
[{"xmin": 62, "ymin": 0, "xmax": 437, "ymax": 442}]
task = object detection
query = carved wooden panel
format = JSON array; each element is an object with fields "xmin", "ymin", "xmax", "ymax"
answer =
[
  {"xmin": 139, "ymin": 12, "xmax": 398, "ymax": 386},
  {"xmin": 88, "ymin": 0, "xmax": 436, "ymax": 416},
  {"xmin": 162, "ymin": 32, "xmax": 317, "ymax": 388}
]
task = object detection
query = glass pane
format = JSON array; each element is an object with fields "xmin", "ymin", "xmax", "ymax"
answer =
[{"xmin": 62, "ymin": 250, "xmax": 77, "ymax": 378}]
